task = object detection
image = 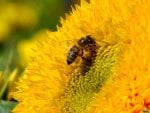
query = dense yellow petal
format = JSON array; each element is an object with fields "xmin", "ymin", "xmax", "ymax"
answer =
[{"xmin": 13, "ymin": 0, "xmax": 150, "ymax": 113}]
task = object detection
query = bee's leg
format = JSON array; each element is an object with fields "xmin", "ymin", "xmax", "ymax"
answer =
[{"xmin": 79, "ymin": 49, "xmax": 85, "ymax": 59}]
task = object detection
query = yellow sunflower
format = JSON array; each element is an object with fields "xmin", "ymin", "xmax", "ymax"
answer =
[{"xmin": 12, "ymin": 0, "xmax": 150, "ymax": 113}]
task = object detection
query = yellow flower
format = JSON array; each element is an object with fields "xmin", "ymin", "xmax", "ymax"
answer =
[
  {"xmin": 0, "ymin": 3, "xmax": 38, "ymax": 42},
  {"xmin": 13, "ymin": 0, "xmax": 150, "ymax": 113},
  {"xmin": 17, "ymin": 30, "xmax": 47, "ymax": 67}
]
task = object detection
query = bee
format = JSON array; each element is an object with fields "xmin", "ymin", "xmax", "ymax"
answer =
[{"xmin": 67, "ymin": 35, "xmax": 97, "ymax": 65}]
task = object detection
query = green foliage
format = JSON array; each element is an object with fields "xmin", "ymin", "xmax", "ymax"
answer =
[{"xmin": 0, "ymin": 100, "xmax": 17, "ymax": 113}]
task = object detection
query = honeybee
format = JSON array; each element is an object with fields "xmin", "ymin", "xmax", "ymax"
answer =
[{"xmin": 67, "ymin": 35, "xmax": 97, "ymax": 65}]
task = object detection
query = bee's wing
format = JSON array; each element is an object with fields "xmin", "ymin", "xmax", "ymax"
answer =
[
  {"xmin": 60, "ymin": 40, "xmax": 76, "ymax": 48},
  {"xmin": 46, "ymin": 30, "xmax": 78, "ymax": 46}
]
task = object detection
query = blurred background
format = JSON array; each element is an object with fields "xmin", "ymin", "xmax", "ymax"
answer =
[{"xmin": 0, "ymin": 0, "xmax": 79, "ymax": 112}]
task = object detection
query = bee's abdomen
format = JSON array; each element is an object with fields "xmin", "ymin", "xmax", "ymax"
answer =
[{"xmin": 67, "ymin": 45, "xmax": 79, "ymax": 65}]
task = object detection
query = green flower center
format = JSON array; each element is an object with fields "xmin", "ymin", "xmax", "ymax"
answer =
[{"xmin": 62, "ymin": 41, "xmax": 120, "ymax": 113}]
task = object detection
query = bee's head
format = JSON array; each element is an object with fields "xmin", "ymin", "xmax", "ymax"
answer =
[
  {"xmin": 78, "ymin": 37, "xmax": 86, "ymax": 47},
  {"xmin": 78, "ymin": 35, "xmax": 95, "ymax": 48},
  {"xmin": 86, "ymin": 35, "xmax": 95, "ymax": 44}
]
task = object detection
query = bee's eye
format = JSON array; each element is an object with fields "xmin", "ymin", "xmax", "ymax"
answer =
[
  {"xmin": 86, "ymin": 35, "xmax": 95, "ymax": 44},
  {"xmin": 78, "ymin": 37, "xmax": 86, "ymax": 47}
]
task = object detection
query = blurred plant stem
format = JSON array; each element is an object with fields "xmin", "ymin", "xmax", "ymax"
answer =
[{"xmin": 0, "ymin": 49, "xmax": 13, "ymax": 98}]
